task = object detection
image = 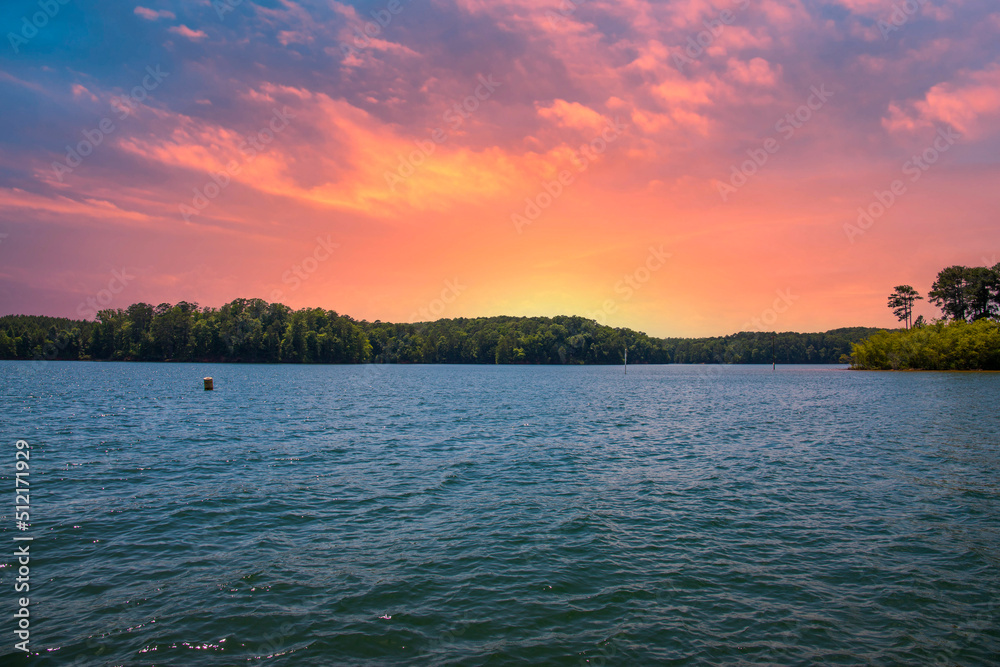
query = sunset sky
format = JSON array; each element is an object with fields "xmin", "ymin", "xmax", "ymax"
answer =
[{"xmin": 1, "ymin": 0, "xmax": 998, "ymax": 337}]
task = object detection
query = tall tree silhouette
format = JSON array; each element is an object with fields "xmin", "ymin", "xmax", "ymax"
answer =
[{"xmin": 887, "ymin": 285, "xmax": 922, "ymax": 329}]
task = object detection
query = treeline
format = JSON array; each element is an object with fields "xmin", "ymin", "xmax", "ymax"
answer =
[
  {"xmin": 0, "ymin": 298, "xmax": 881, "ymax": 365},
  {"xmin": 664, "ymin": 328, "xmax": 880, "ymax": 365},
  {"xmin": 852, "ymin": 320, "xmax": 1000, "ymax": 370}
]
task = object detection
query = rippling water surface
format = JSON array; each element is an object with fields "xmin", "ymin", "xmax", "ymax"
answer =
[{"xmin": 2, "ymin": 361, "xmax": 998, "ymax": 665}]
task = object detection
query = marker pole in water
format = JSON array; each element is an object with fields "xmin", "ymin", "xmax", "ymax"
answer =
[
  {"xmin": 624, "ymin": 346, "xmax": 627, "ymax": 375},
  {"xmin": 204, "ymin": 377, "xmax": 214, "ymax": 391},
  {"xmin": 772, "ymin": 335, "xmax": 775, "ymax": 371}
]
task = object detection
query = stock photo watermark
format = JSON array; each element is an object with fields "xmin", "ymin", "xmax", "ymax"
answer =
[
  {"xmin": 741, "ymin": 289, "xmax": 798, "ymax": 331},
  {"xmin": 423, "ymin": 612, "xmax": 474, "ymax": 658},
  {"xmin": 878, "ymin": 0, "xmax": 931, "ymax": 39},
  {"xmin": 512, "ymin": 116, "xmax": 628, "ymax": 233},
  {"xmin": 7, "ymin": 0, "xmax": 71, "ymax": 53},
  {"xmin": 179, "ymin": 106, "xmax": 295, "ymax": 222},
  {"xmin": 21, "ymin": 268, "xmax": 136, "ymax": 370},
  {"xmin": 266, "ymin": 234, "xmax": 339, "ymax": 302},
  {"xmin": 212, "ymin": 0, "xmax": 244, "ymax": 20},
  {"xmin": 672, "ymin": 0, "xmax": 752, "ymax": 71},
  {"xmin": 51, "ymin": 65, "xmax": 169, "ymax": 182},
  {"xmin": 338, "ymin": 0, "xmax": 410, "ymax": 56},
  {"xmin": 409, "ymin": 278, "xmax": 467, "ymax": 322},
  {"xmin": 545, "ymin": 0, "xmax": 591, "ymax": 28},
  {"xmin": 843, "ymin": 126, "xmax": 960, "ymax": 243},
  {"xmin": 76, "ymin": 268, "xmax": 135, "ymax": 319},
  {"xmin": 715, "ymin": 85, "xmax": 833, "ymax": 202},
  {"xmin": 587, "ymin": 245, "xmax": 671, "ymax": 326},
  {"xmin": 580, "ymin": 638, "xmax": 624, "ymax": 666},
  {"xmin": 384, "ymin": 74, "xmax": 502, "ymax": 191},
  {"xmin": 13, "ymin": 440, "xmax": 33, "ymax": 654}
]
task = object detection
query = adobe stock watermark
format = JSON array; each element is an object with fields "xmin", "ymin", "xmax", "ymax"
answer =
[
  {"xmin": 715, "ymin": 84, "xmax": 833, "ymax": 201},
  {"xmin": 338, "ymin": 0, "xmax": 410, "ymax": 56},
  {"xmin": 409, "ymin": 278, "xmax": 467, "ymax": 322},
  {"xmin": 179, "ymin": 106, "xmax": 295, "ymax": 221},
  {"xmin": 13, "ymin": 439, "xmax": 33, "ymax": 654},
  {"xmin": 51, "ymin": 65, "xmax": 169, "ymax": 182},
  {"xmin": 512, "ymin": 116, "xmax": 628, "ymax": 234},
  {"xmin": 357, "ymin": 361, "xmax": 389, "ymax": 386},
  {"xmin": 28, "ymin": 268, "xmax": 135, "ymax": 368},
  {"xmin": 929, "ymin": 596, "xmax": 998, "ymax": 667},
  {"xmin": 266, "ymin": 234, "xmax": 339, "ymax": 303},
  {"xmin": 384, "ymin": 74, "xmax": 502, "ymax": 191},
  {"xmin": 76, "ymin": 268, "xmax": 135, "ymax": 319},
  {"xmin": 579, "ymin": 638, "xmax": 625, "ymax": 666},
  {"xmin": 878, "ymin": 0, "xmax": 930, "ymax": 40},
  {"xmin": 587, "ymin": 245, "xmax": 671, "ymax": 326},
  {"xmin": 139, "ymin": 395, "xmax": 171, "ymax": 433},
  {"xmin": 843, "ymin": 126, "xmax": 960, "ymax": 243},
  {"xmin": 741, "ymin": 288, "xmax": 798, "ymax": 332},
  {"xmin": 7, "ymin": 0, "xmax": 71, "ymax": 53},
  {"xmin": 545, "ymin": 0, "xmax": 591, "ymax": 28},
  {"xmin": 252, "ymin": 621, "xmax": 297, "ymax": 659},
  {"xmin": 689, "ymin": 291, "xmax": 796, "ymax": 376},
  {"xmin": 423, "ymin": 613, "xmax": 474, "ymax": 658},
  {"xmin": 212, "ymin": 0, "xmax": 244, "ymax": 20},
  {"xmin": 672, "ymin": 0, "xmax": 752, "ymax": 71}
]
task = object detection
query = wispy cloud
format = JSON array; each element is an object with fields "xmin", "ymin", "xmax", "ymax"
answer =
[
  {"xmin": 167, "ymin": 25, "xmax": 208, "ymax": 41},
  {"xmin": 134, "ymin": 6, "xmax": 176, "ymax": 21}
]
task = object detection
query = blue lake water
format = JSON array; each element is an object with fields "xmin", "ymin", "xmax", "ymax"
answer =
[{"xmin": 1, "ymin": 361, "xmax": 999, "ymax": 664}]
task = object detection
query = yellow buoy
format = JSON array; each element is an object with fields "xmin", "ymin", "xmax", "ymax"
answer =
[{"xmin": 204, "ymin": 377, "xmax": 214, "ymax": 391}]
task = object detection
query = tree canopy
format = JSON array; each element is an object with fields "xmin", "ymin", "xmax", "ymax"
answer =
[
  {"xmin": 857, "ymin": 262, "xmax": 1000, "ymax": 370},
  {"xmin": 851, "ymin": 319, "xmax": 1000, "ymax": 370},
  {"xmin": 928, "ymin": 264, "xmax": 1000, "ymax": 322},
  {"xmin": 887, "ymin": 285, "xmax": 921, "ymax": 329},
  {"xmin": 0, "ymin": 299, "xmax": 879, "ymax": 365}
]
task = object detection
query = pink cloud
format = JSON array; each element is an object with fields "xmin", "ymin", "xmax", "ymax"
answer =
[
  {"xmin": 71, "ymin": 83, "xmax": 98, "ymax": 102},
  {"xmin": 726, "ymin": 57, "xmax": 781, "ymax": 87},
  {"xmin": 134, "ymin": 6, "xmax": 176, "ymax": 20},
  {"xmin": 168, "ymin": 25, "xmax": 208, "ymax": 41},
  {"xmin": 277, "ymin": 30, "xmax": 313, "ymax": 46},
  {"xmin": 537, "ymin": 99, "xmax": 608, "ymax": 133},
  {"xmin": 0, "ymin": 188, "xmax": 152, "ymax": 226},
  {"xmin": 832, "ymin": 0, "xmax": 890, "ymax": 13},
  {"xmin": 884, "ymin": 64, "xmax": 1000, "ymax": 136},
  {"xmin": 109, "ymin": 84, "xmax": 541, "ymax": 218}
]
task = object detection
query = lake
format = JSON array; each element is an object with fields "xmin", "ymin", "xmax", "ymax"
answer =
[{"xmin": 2, "ymin": 361, "xmax": 998, "ymax": 664}]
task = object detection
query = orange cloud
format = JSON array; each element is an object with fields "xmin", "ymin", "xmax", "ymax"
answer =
[
  {"xmin": 111, "ymin": 84, "xmax": 547, "ymax": 220},
  {"xmin": 537, "ymin": 100, "xmax": 609, "ymax": 133}
]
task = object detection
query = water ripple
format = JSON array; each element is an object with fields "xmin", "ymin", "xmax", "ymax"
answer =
[{"xmin": 1, "ymin": 362, "xmax": 998, "ymax": 664}]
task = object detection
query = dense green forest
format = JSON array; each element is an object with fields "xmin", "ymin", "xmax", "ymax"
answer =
[
  {"xmin": 852, "ymin": 320, "xmax": 1000, "ymax": 370},
  {"xmin": 851, "ymin": 263, "xmax": 1000, "ymax": 370},
  {"xmin": 0, "ymin": 299, "xmax": 879, "ymax": 365}
]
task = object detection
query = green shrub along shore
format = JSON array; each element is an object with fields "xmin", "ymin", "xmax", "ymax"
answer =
[
  {"xmin": 0, "ymin": 299, "xmax": 879, "ymax": 365},
  {"xmin": 850, "ymin": 319, "xmax": 1000, "ymax": 371},
  {"xmin": 850, "ymin": 263, "xmax": 1000, "ymax": 370}
]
